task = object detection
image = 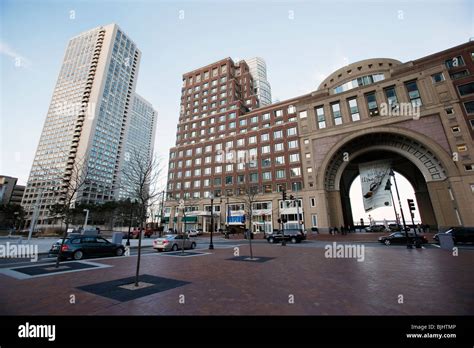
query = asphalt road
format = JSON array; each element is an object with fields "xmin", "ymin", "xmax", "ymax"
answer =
[{"xmin": 1, "ymin": 238, "xmax": 472, "ymax": 268}]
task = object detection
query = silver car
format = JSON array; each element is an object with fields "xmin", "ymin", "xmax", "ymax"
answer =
[
  {"xmin": 153, "ymin": 234, "xmax": 197, "ymax": 252},
  {"xmin": 186, "ymin": 229, "xmax": 198, "ymax": 237}
]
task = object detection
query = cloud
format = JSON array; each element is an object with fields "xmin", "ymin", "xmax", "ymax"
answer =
[{"xmin": 0, "ymin": 41, "xmax": 32, "ymax": 68}]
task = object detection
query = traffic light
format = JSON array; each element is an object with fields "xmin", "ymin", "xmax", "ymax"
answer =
[
  {"xmin": 407, "ymin": 199, "xmax": 416, "ymax": 211},
  {"xmin": 282, "ymin": 189, "xmax": 287, "ymax": 201}
]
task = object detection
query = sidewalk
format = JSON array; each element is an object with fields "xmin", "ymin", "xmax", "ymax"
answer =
[
  {"xmin": 0, "ymin": 236, "xmax": 155, "ymax": 254},
  {"xmin": 1, "ymin": 242, "xmax": 472, "ymax": 315}
]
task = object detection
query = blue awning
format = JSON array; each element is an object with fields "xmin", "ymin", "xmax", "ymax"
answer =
[{"xmin": 227, "ymin": 215, "xmax": 245, "ymax": 224}]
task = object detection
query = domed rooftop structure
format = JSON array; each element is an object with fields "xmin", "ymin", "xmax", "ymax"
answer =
[{"xmin": 318, "ymin": 58, "xmax": 402, "ymax": 94}]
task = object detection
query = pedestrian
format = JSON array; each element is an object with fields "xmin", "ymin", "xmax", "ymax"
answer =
[
  {"xmin": 329, "ymin": 227, "xmax": 333, "ymax": 235},
  {"xmin": 334, "ymin": 227, "xmax": 339, "ymax": 235}
]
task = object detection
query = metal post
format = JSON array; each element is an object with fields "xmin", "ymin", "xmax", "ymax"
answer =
[
  {"xmin": 126, "ymin": 201, "xmax": 133, "ymax": 247},
  {"xmin": 385, "ymin": 178, "xmax": 399, "ymax": 226},
  {"xmin": 390, "ymin": 169, "xmax": 411, "ymax": 249},
  {"xmin": 182, "ymin": 209, "xmax": 186, "ymax": 254},
  {"xmin": 83, "ymin": 209, "xmax": 89, "ymax": 231},
  {"xmin": 209, "ymin": 194, "xmax": 214, "ymax": 250},
  {"xmin": 294, "ymin": 184, "xmax": 302, "ymax": 237},
  {"xmin": 159, "ymin": 190, "xmax": 165, "ymax": 237}
]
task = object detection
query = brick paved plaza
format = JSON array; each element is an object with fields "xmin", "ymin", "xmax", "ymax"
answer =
[{"xmin": 1, "ymin": 241, "xmax": 472, "ymax": 316}]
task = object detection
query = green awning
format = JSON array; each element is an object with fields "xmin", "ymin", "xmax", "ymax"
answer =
[{"xmin": 182, "ymin": 216, "xmax": 197, "ymax": 223}]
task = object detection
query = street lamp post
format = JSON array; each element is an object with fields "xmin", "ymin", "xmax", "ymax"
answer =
[
  {"xmin": 83, "ymin": 209, "xmax": 90, "ymax": 231},
  {"xmin": 126, "ymin": 200, "xmax": 135, "ymax": 247},
  {"xmin": 385, "ymin": 178, "xmax": 399, "ymax": 226},
  {"xmin": 159, "ymin": 190, "xmax": 165, "ymax": 237},
  {"xmin": 209, "ymin": 193, "xmax": 214, "ymax": 250},
  {"xmin": 389, "ymin": 169, "xmax": 411, "ymax": 249}
]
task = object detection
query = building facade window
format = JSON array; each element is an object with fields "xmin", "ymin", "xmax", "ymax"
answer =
[
  {"xmin": 311, "ymin": 214, "xmax": 318, "ymax": 227},
  {"xmin": 290, "ymin": 167, "xmax": 301, "ymax": 177},
  {"xmin": 289, "ymin": 153, "xmax": 300, "ymax": 162},
  {"xmin": 366, "ymin": 92, "xmax": 379, "ymax": 116},
  {"xmin": 275, "ymin": 143, "xmax": 284, "ymax": 152},
  {"xmin": 275, "ymin": 156, "xmax": 285, "ymax": 165},
  {"xmin": 405, "ymin": 80, "xmax": 423, "ymax": 107},
  {"xmin": 347, "ymin": 98, "xmax": 360, "ymax": 121},
  {"xmin": 331, "ymin": 102, "xmax": 342, "ymax": 125},
  {"xmin": 431, "ymin": 72, "xmax": 445, "ymax": 83},
  {"xmin": 315, "ymin": 106, "xmax": 326, "ymax": 129},
  {"xmin": 458, "ymin": 82, "xmax": 474, "ymax": 96},
  {"xmin": 445, "ymin": 55, "xmax": 465, "ymax": 69},
  {"xmin": 384, "ymin": 86, "xmax": 399, "ymax": 111},
  {"xmin": 464, "ymin": 101, "xmax": 474, "ymax": 114},
  {"xmin": 276, "ymin": 169, "xmax": 285, "ymax": 179},
  {"xmin": 288, "ymin": 140, "xmax": 298, "ymax": 149}
]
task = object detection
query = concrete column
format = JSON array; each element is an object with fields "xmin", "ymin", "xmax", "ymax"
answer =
[
  {"xmin": 327, "ymin": 190, "xmax": 344, "ymax": 228},
  {"xmin": 426, "ymin": 180, "xmax": 458, "ymax": 229},
  {"xmin": 414, "ymin": 190, "xmax": 437, "ymax": 227},
  {"xmin": 314, "ymin": 189, "xmax": 330, "ymax": 233}
]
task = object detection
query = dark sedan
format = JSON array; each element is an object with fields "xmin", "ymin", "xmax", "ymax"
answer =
[
  {"xmin": 378, "ymin": 232, "xmax": 428, "ymax": 246},
  {"xmin": 49, "ymin": 236, "xmax": 125, "ymax": 260},
  {"xmin": 267, "ymin": 229, "xmax": 305, "ymax": 244}
]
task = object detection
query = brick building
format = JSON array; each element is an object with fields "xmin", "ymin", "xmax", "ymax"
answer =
[{"xmin": 165, "ymin": 41, "xmax": 474, "ymax": 234}]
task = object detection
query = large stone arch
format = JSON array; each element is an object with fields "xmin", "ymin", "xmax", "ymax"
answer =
[
  {"xmin": 317, "ymin": 126, "xmax": 458, "ymax": 190},
  {"xmin": 317, "ymin": 127, "xmax": 462, "ymax": 230}
]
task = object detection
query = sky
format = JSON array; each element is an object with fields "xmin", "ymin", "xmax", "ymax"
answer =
[{"xmin": 1, "ymin": 0, "xmax": 473, "ymax": 222}]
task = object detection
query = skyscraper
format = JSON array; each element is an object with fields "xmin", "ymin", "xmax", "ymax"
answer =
[
  {"xmin": 245, "ymin": 57, "xmax": 272, "ymax": 106},
  {"xmin": 119, "ymin": 94, "xmax": 158, "ymax": 200},
  {"xmin": 21, "ymin": 24, "xmax": 155, "ymax": 225}
]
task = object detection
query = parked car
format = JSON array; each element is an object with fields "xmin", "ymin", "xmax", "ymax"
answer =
[
  {"xmin": 196, "ymin": 228, "xmax": 204, "ymax": 236},
  {"xmin": 267, "ymin": 229, "xmax": 305, "ymax": 244},
  {"xmin": 186, "ymin": 229, "xmax": 199, "ymax": 237},
  {"xmin": 388, "ymin": 224, "xmax": 402, "ymax": 232},
  {"xmin": 365, "ymin": 225, "xmax": 388, "ymax": 232},
  {"xmin": 434, "ymin": 227, "xmax": 474, "ymax": 244},
  {"xmin": 378, "ymin": 232, "xmax": 428, "ymax": 246},
  {"xmin": 153, "ymin": 234, "xmax": 197, "ymax": 252},
  {"xmin": 49, "ymin": 236, "xmax": 125, "ymax": 260}
]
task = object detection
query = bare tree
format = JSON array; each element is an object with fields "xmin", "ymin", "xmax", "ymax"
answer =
[
  {"xmin": 121, "ymin": 149, "xmax": 164, "ymax": 286},
  {"xmin": 236, "ymin": 182, "xmax": 260, "ymax": 260}
]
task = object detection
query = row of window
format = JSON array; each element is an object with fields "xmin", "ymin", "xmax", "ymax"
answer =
[
  {"xmin": 169, "ymin": 168, "xmax": 302, "ymax": 190},
  {"xmin": 171, "ymin": 130, "xmax": 298, "ymax": 159},
  {"xmin": 169, "ymin": 156, "xmax": 301, "ymax": 179},
  {"xmin": 183, "ymin": 63, "xmax": 229, "ymax": 86},
  {"xmin": 179, "ymin": 104, "xmax": 296, "ymax": 131},
  {"xmin": 311, "ymin": 80, "xmax": 422, "ymax": 128},
  {"xmin": 169, "ymin": 182, "xmax": 303, "ymax": 200}
]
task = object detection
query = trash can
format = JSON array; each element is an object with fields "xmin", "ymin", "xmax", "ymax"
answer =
[
  {"xmin": 112, "ymin": 232, "xmax": 123, "ymax": 244},
  {"xmin": 438, "ymin": 233, "xmax": 454, "ymax": 250}
]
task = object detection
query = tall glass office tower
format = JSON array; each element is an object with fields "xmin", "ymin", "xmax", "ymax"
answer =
[
  {"xmin": 119, "ymin": 94, "xmax": 157, "ymax": 200},
  {"xmin": 245, "ymin": 57, "xmax": 272, "ymax": 106},
  {"xmin": 21, "ymin": 24, "xmax": 155, "ymax": 225}
]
